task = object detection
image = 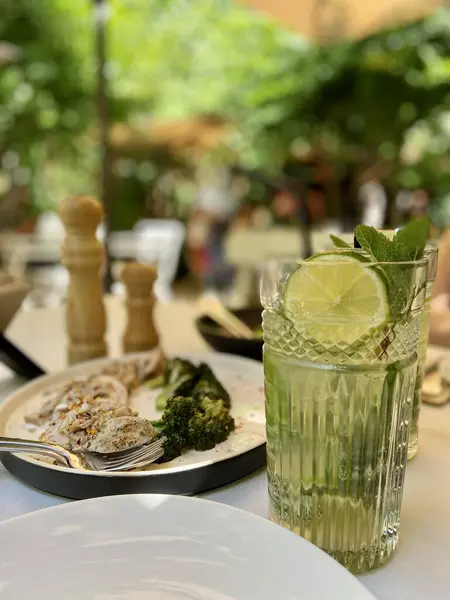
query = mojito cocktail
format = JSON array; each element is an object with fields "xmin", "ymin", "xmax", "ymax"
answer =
[{"xmin": 262, "ymin": 248, "xmax": 427, "ymax": 574}]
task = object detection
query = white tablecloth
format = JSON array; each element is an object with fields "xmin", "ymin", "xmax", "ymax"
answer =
[{"xmin": 1, "ymin": 297, "xmax": 450, "ymax": 600}]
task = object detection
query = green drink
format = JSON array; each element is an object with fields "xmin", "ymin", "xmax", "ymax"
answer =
[
  {"xmin": 408, "ymin": 245, "xmax": 438, "ymax": 459},
  {"xmin": 261, "ymin": 251, "xmax": 427, "ymax": 573}
]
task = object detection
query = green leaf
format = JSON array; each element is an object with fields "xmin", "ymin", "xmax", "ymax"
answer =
[
  {"xmin": 355, "ymin": 221, "xmax": 429, "ymax": 320},
  {"xmin": 383, "ymin": 264, "xmax": 414, "ymax": 319},
  {"xmin": 330, "ymin": 234, "xmax": 351, "ymax": 248},
  {"xmin": 392, "ymin": 218, "xmax": 429, "ymax": 261},
  {"xmin": 354, "ymin": 225, "xmax": 391, "ymax": 262}
]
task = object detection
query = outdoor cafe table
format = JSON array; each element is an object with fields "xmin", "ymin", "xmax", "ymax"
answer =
[{"xmin": 1, "ymin": 296, "xmax": 449, "ymax": 600}]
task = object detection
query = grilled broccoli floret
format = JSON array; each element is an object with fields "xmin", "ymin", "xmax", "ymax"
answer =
[
  {"xmin": 187, "ymin": 397, "xmax": 235, "ymax": 451},
  {"xmin": 152, "ymin": 394, "xmax": 235, "ymax": 461},
  {"xmin": 152, "ymin": 395, "xmax": 197, "ymax": 459},
  {"xmin": 155, "ymin": 358, "xmax": 198, "ymax": 411},
  {"xmin": 192, "ymin": 363, "xmax": 231, "ymax": 408}
]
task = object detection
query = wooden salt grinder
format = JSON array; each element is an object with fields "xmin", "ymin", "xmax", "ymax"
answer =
[
  {"xmin": 59, "ymin": 195, "xmax": 107, "ymax": 365},
  {"xmin": 121, "ymin": 262, "xmax": 159, "ymax": 354}
]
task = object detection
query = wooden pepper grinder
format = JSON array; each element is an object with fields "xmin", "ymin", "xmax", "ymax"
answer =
[
  {"xmin": 121, "ymin": 262, "xmax": 159, "ymax": 354},
  {"xmin": 59, "ymin": 195, "xmax": 108, "ymax": 365}
]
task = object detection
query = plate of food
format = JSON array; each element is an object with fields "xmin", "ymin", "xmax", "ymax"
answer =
[
  {"xmin": 0, "ymin": 351, "xmax": 266, "ymax": 499},
  {"xmin": 0, "ymin": 494, "xmax": 377, "ymax": 600}
]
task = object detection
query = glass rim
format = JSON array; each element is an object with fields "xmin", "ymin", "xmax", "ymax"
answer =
[{"xmin": 261, "ymin": 256, "xmax": 429, "ymax": 268}]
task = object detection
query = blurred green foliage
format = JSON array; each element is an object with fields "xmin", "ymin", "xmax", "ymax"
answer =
[
  {"xmin": 0, "ymin": 0, "xmax": 94, "ymax": 157},
  {"xmin": 0, "ymin": 0, "xmax": 449, "ymax": 220}
]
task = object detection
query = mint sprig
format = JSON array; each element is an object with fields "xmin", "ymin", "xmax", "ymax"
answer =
[
  {"xmin": 355, "ymin": 219, "xmax": 428, "ymax": 263},
  {"xmin": 354, "ymin": 226, "xmax": 391, "ymax": 261},
  {"xmin": 392, "ymin": 219, "xmax": 429, "ymax": 261},
  {"xmin": 354, "ymin": 218, "xmax": 429, "ymax": 318}
]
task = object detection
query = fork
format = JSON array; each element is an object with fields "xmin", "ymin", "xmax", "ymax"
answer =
[{"xmin": 0, "ymin": 436, "xmax": 166, "ymax": 472}]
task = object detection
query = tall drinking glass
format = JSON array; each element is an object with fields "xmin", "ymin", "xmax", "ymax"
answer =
[
  {"xmin": 408, "ymin": 244, "xmax": 438, "ymax": 459},
  {"xmin": 261, "ymin": 257, "xmax": 427, "ymax": 574}
]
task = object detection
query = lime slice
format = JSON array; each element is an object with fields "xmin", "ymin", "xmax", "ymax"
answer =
[{"xmin": 283, "ymin": 251, "xmax": 388, "ymax": 345}]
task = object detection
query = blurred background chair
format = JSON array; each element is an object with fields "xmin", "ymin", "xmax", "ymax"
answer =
[
  {"xmin": 21, "ymin": 212, "xmax": 66, "ymax": 309},
  {"xmin": 133, "ymin": 219, "xmax": 186, "ymax": 302},
  {"xmin": 110, "ymin": 220, "xmax": 186, "ymax": 302}
]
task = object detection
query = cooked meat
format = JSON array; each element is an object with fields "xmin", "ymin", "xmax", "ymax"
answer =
[
  {"xmin": 25, "ymin": 380, "xmax": 92, "ymax": 426},
  {"xmin": 40, "ymin": 395, "xmax": 139, "ymax": 452},
  {"xmin": 26, "ymin": 376, "xmax": 128, "ymax": 427},
  {"xmin": 80, "ymin": 416, "xmax": 156, "ymax": 453},
  {"xmin": 100, "ymin": 351, "xmax": 165, "ymax": 392},
  {"xmin": 29, "ymin": 353, "xmax": 164, "ymax": 459},
  {"xmin": 87, "ymin": 375, "xmax": 128, "ymax": 407},
  {"xmin": 40, "ymin": 418, "xmax": 71, "ymax": 449}
]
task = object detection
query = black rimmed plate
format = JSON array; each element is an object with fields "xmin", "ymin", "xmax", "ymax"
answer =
[{"xmin": 0, "ymin": 352, "xmax": 266, "ymax": 499}]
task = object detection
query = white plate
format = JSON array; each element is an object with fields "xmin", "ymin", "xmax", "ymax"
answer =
[
  {"xmin": 0, "ymin": 352, "xmax": 266, "ymax": 498},
  {"xmin": 0, "ymin": 494, "xmax": 376, "ymax": 600}
]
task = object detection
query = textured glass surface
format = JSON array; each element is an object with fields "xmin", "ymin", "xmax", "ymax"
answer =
[
  {"xmin": 408, "ymin": 245, "xmax": 438, "ymax": 460},
  {"xmin": 262, "ymin": 259, "xmax": 427, "ymax": 574}
]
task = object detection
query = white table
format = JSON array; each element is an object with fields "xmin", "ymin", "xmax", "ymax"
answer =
[{"xmin": 1, "ymin": 297, "xmax": 449, "ymax": 600}]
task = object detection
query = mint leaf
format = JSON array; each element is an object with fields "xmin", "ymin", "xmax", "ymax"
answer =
[
  {"xmin": 355, "ymin": 219, "xmax": 429, "ymax": 263},
  {"xmin": 392, "ymin": 218, "xmax": 429, "ymax": 261},
  {"xmin": 355, "ymin": 220, "xmax": 429, "ymax": 320},
  {"xmin": 330, "ymin": 234, "xmax": 351, "ymax": 248},
  {"xmin": 354, "ymin": 225, "xmax": 391, "ymax": 262},
  {"xmin": 382, "ymin": 264, "xmax": 413, "ymax": 318}
]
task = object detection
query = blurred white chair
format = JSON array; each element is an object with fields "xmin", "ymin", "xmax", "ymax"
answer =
[
  {"xmin": 132, "ymin": 219, "xmax": 186, "ymax": 302},
  {"xmin": 36, "ymin": 212, "xmax": 65, "ymax": 243},
  {"xmin": 107, "ymin": 230, "xmax": 136, "ymax": 259},
  {"xmin": 22, "ymin": 266, "xmax": 69, "ymax": 310},
  {"xmin": 24, "ymin": 212, "xmax": 67, "ymax": 308}
]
